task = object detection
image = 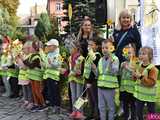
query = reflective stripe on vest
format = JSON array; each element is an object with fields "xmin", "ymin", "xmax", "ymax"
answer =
[
  {"xmin": 7, "ymin": 69, "xmax": 19, "ymax": 78},
  {"xmin": 120, "ymin": 79, "xmax": 135, "ymax": 94},
  {"xmin": 98, "ymin": 58, "xmax": 119, "ymax": 88},
  {"xmin": 83, "ymin": 52, "xmax": 101, "ymax": 79},
  {"xmin": 68, "ymin": 55, "xmax": 84, "ymax": 84},
  {"xmin": 134, "ymin": 64, "xmax": 157, "ymax": 102},
  {"xmin": 68, "ymin": 72, "xmax": 84, "ymax": 84},
  {"xmin": 43, "ymin": 68, "xmax": 59, "ymax": 81},
  {"xmin": 0, "ymin": 69, "xmax": 7, "ymax": 76},
  {"xmin": 120, "ymin": 66, "xmax": 135, "ymax": 94},
  {"xmin": 18, "ymin": 69, "xmax": 28, "ymax": 80},
  {"xmin": 27, "ymin": 69, "xmax": 44, "ymax": 81}
]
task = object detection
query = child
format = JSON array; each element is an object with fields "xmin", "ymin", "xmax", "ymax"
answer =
[
  {"xmin": 0, "ymin": 48, "xmax": 12, "ymax": 97},
  {"xmin": 23, "ymin": 40, "xmax": 45, "ymax": 111},
  {"xmin": 120, "ymin": 43, "xmax": 137, "ymax": 120},
  {"xmin": 43, "ymin": 39, "xmax": 61, "ymax": 114},
  {"xmin": 97, "ymin": 39, "xmax": 119, "ymax": 120},
  {"xmin": 16, "ymin": 41, "xmax": 33, "ymax": 109},
  {"xmin": 68, "ymin": 42, "xmax": 85, "ymax": 119},
  {"xmin": 133, "ymin": 47, "xmax": 158, "ymax": 120},
  {"xmin": 83, "ymin": 38, "xmax": 101, "ymax": 119}
]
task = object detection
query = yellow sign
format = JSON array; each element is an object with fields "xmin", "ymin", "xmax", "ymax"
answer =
[{"xmin": 68, "ymin": 4, "xmax": 72, "ymax": 20}]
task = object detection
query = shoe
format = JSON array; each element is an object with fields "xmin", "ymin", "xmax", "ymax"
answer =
[
  {"xmin": 1, "ymin": 93, "xmax": 10, "ymax": 97},
  {"xmin": 52, "ymin": 106, "xmax": 60, "ymax": 114},
  {"xmin": 9, "ymin": 94, "xmax": 19, "ymax": 98},
  {"xmin": 26, "ymin": 103, "xmax": 33, "ymax": 109},
  {"xmin": 21, "ymin": 101, "xmax": 29, "ymax": 108},
  {"xmin": 75, "ymin": 111, "xmax": 85, "ymax": 119},
  {"xmin": 117, "ymin": 107, "xmax": 124, "ymax": 116},
  {"xmin": 69, "ymin": 111, "xmax": 77, "ymax": 118},
  {"xmin": 30, "ymin": 105, "xmax": 39, "ymax": 112},
  {"xmin": 37, "ymin": 106, "xmax": 48, "ymax": 112}
]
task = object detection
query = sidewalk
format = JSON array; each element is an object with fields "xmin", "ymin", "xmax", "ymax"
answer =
[{"xmin": 0, "ymin": 96, "xmax": 70, "ymax": 120}]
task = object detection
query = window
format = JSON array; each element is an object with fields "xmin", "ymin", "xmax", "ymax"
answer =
[{"xmin": 56, "ymin": 2, "xmax": 61, "ymax": 11}]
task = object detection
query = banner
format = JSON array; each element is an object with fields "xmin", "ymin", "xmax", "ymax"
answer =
[{"xmin": 141, "ymin": 0, "xmax": 160, "ymax": 65}]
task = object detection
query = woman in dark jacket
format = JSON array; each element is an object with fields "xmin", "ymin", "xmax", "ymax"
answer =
[
  {"xmin": 113, "ymin": 9, "xmax": 142, "ymax": 118},
  {"xmin": 113, "ymin": 9, "xmax": 142, "ymax": 64},
  {"xmin": 77, "ymin": 18, "xmax": 95, "ymax": 58}
]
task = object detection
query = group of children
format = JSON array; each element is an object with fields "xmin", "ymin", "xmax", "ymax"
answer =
[{"xmin": 0, "ymin": 37, "xmax": 159, "ymax": 120}]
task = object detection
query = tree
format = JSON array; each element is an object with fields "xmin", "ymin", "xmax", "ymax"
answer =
[
  {"xmin": 35, "ymin": 13, "xmax": 59, "ymax": 43},
  {"xmin": 0, "ymin": 0, "xmax": 19, "ymax": 38},
  {"xmin": 0, "ymin": 0, "xmax": 19, "ymax": 16},
  {"xmin": 63, "ymin": 0, "xmax": 97, "ymax": 34},
  {"xmin": 0, "ymin": 8, "xmax": 12, "ymax": 36}
]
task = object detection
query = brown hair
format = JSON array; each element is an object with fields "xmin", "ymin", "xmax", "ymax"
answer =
[
  {"xmin": 77, "ymin": 18, "xmax": 93, "ymax": 41},
  {"xmin": 102, "ymin": 38, "xmax": 114, "ymax": 45},
  {"xmin": 32, "ymin": 41, "xmax": 41, "ymax": 52},
  {"xmin": 140, "ymin": 46, "xmax": 153, "ymax": 62}
]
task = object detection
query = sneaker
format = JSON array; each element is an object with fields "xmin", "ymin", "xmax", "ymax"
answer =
[
  {"xmin": 52, "ymin": 106, "xmax": 60, "ymax": 114},
  {"xmin": 1, "ymin": 93, "xmax": 10, "ymax": 97},
  {"xmin": 117, "ymin": 107, "xmax": 124, "ymax": 116},
  {"xmin": 21, "ymin": 101, "xmax": 29, "ymax": 108},
  {"xmin": 30, "ymin": 105, "xmax": 39, "ymax": 112},
  {"xmin": 26, "ymin": 103, "xmax": 33, "ymax": 109},
  {"xmin": 75, "ymin": 111, "xmax": 85, "ymax": 119},
  {"xmin": 9, "ymin": 94, "xmax": 19, "ymax": 99},
  {"xmin": 37, "ymin": 106, "xmax": 48, "ymax": 112},
  {"xmin": 69, "ymin": 111, "xmax": 77, "ymax": 118}
]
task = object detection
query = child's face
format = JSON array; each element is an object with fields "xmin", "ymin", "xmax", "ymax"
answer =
[
  {"xmin": 88, "ymin": 41, "xmax": 97, "ymax": 52},
  {"xmin": 128, "ymin": 47, "xmax": 136, "ymax": 59},
  {"xmin": 120, "ymin": 13, "xmax": 131, "ymax": 28},
  {"xmin": 23, "ymin": 46, "xmax": 29, "ymax": 54},
  {"xmin": 102, "ymin": 42, "xmax": 112, "ymax": 56},
  {"xmin": 139, "ymin": 49, "xmax": 149, "ymax": 63},
  {"xmin": 71, "ymin": 47, "xmax": 77, "ymax": 54},
  {"xmin": 28, "ymin": 46, "xmax": 36, "ymax": 53},
  {"xmin": 46, "ymin": 45, "xmax": 57, "ymax": 52}
]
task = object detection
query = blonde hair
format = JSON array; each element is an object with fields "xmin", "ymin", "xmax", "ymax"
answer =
[
  {"xmin": 116, "ymin": 9, "xmax": 133, "ymax": 30},
  {"xmin": 140, "ymin": 47, "xmax": 153, "ymax": 62},
  {"xmin": 77, "ymin": 18, "xmax": 94, "ymax": 41}
]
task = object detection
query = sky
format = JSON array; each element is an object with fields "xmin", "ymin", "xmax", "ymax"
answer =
[{"xmin": 17, "ymin": 0, "xmax": 47, "ymax": 16}]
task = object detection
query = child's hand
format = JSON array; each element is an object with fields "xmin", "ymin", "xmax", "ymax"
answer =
[
  {"xmin": 60, "ymin": 68, "xmax": 67, "ymax": 74},
  {"xmin": 75, "ymin": 70, "xmax": 81, "ymax": 76},
  {"xmin": 91, "ymin": 64, "xmax": 96, "ymax": 71},
  {"xmin": 132, "ymin": 71, "xmax": 141, "ymax": 80},
  {"xmin": 86, "ymin": 83, "xmax": 92, "ymax": 88},
  {"xmin": 48, "ymin": 58, "xmax": 51, "ymax": 64}
]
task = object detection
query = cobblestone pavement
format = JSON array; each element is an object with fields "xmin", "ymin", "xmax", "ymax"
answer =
[{"xmin": 0, "ymin": 96, "xmax": 71, "ymax": 120}]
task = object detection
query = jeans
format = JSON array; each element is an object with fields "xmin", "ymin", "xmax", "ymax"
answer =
[{"xmin": 70, "ymin": 81, "xmax": 83, "ymax": 112}]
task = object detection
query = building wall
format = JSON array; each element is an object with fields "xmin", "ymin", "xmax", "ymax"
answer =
[{"xmin": 47, "ymin": 0, "xmax": 64, "ymax": 17}]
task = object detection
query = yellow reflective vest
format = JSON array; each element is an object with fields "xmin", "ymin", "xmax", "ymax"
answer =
[
  {"xmin": 97, "ymin": 57, "xmax": 119, "ymax": 88},
  {"xmin": 134, "ymin": 64, "xmax": 158, "ymax": 102}
]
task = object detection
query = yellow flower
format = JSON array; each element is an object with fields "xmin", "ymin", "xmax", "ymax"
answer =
[
  {"xmin": 106, "ymin": 19, "xmax": 113, "ymax": 26},
  {"xmin": 58, "ymin": 55, "xmax": 64, "ymax": 62},
  {"xmin": 123, "ymin": 48, "xmax": 129, "ymax": 55},
  {"xmin": 108, "ymin": 45, "xmax": 115, "ymax": 53}
]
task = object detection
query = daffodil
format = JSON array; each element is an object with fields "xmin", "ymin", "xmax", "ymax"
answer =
[
  {"xmin": 122, "ymin": 47, "xmax": 129, "ymax": 58},
  {"xmin": 58, "ymin": 55, "xmax": 64, "ymax": 62},
  {"xmin": 108, "ymin": 45, "xmax": 115, "ymax": 53},
  {"xmin": 106, "ymin": 19, "xmax": 113, "ymax": 26}
]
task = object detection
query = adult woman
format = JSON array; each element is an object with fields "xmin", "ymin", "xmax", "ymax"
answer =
[
  {"xmin": 77, "ymin": 18, "xmax": 94, "ymax": 58},
  {"xmin": 113, "ymin": 9, "xmax": 142, "ymax": 117},
  {"xmin": 113, "ymin": 9, "xmax": 142, "ymax": 64}
]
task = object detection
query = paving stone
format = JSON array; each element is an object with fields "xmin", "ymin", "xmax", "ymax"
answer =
[{"xmin": 0, "ymin": 96, "xmax": 70, "ymax": 120}]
